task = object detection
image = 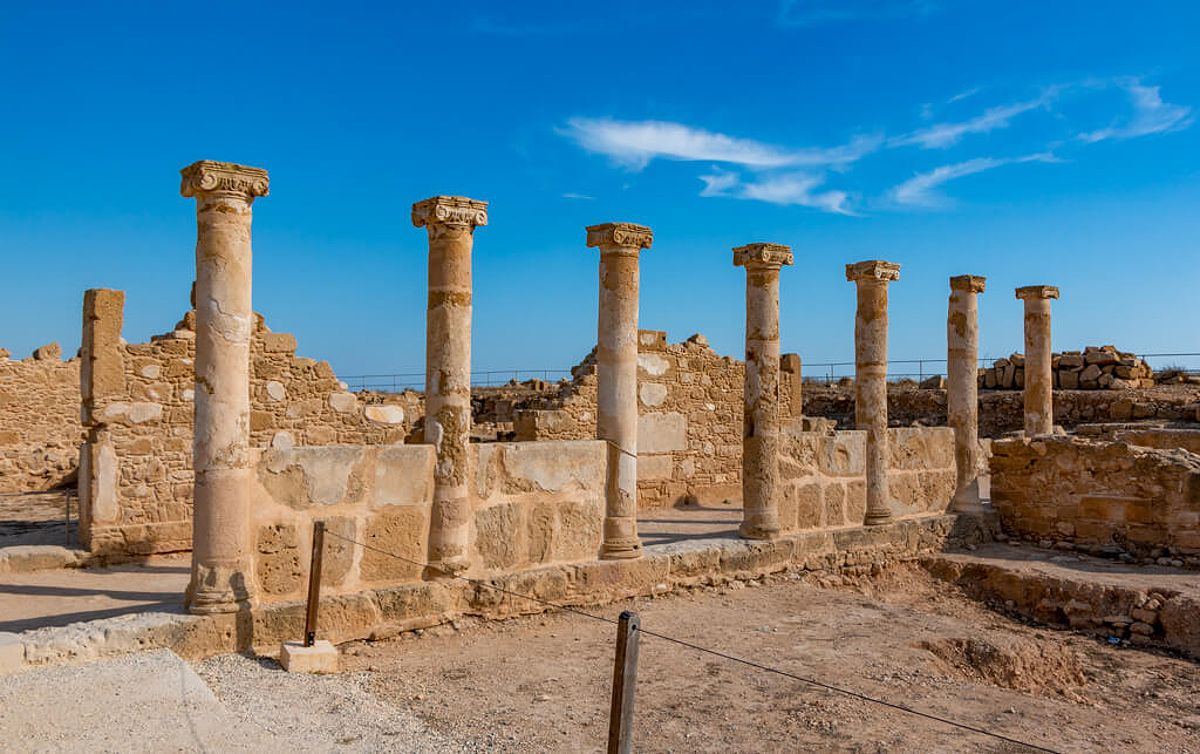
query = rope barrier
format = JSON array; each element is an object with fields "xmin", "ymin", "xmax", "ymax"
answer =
[{"xmin": 321, "ymin": 530, "xmax": 1063, "ymax": 754}]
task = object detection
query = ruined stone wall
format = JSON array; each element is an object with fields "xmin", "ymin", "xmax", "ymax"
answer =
[
  {"xmin": 990, "ymin": 436, "xmax": 1200, "ymax": 561},
  {"xmin": 0, "ymin": 344, "xmax": 81, "ymax": 493},
  {"xmin": 513, "ymin": 331, "xmax": 800, "ymax": 508},
  {"xmin": 80, "ymin": 290, "xmax": 417, "ymax": 556},
  {"xmin": 982, "ymin": 345, "xmax": 1154, "ymax": 390},
  {"xmin": 779, "ymin": 427, "xmax": 956, "ymax": 530},
  {"xmin": 804, "ymin": 383, "xmax": 1200, "ymax": 437},
  {"xmin": 247, "ymin": 440, "xmax": 605, "ymax": 605}
]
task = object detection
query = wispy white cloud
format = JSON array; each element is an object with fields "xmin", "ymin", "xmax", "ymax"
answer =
[
  {"xmin": 560, "ymin": 117, "xmax": 881, "ymax": 171},
  {"xmin": 777, "ymin": 0, "xmax": 941, "ymax": 27},
  {"xmin": 888, "ymin": 152, "xmax": 1058, "ymax": 208},
  {"xmin": 948, "ymin": 86, "xmax": 983, "ymax": 104},
  {"xmin": 1078, "ymin": 79, "xmax": 1194, "ymax": 143},
  {"xmin": 892, "ymin": 91, "xmax": 1056, "ymax": 149},
  {"xmin": 561, "ymin": 192, "xmax": 594, "ymax": 200},
  {"xmin": 699, "ymin": 169, "xmax": 853, "ymax": 215}
]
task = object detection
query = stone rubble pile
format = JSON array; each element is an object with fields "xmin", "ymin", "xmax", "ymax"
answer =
[{"xmin": 980, "ymin": 345, "xmax": 1153, "ymax": 391}]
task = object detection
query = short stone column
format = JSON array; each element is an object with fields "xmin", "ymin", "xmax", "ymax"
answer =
[
  {"xmin": 180, "ymin": 160, "xmax": 269, "ymax": 614},
  {"xmin": 948, "ymin": 275, "xmax": 986, "ymax": 511},
  {"xmin": 413, "ymin": 196, "xmax": 488, "ymax": 575},
  {"xmin": 734, "ymin": 243, "xmax": 793, "ymax": 539},
  {"xmin": 1016, "ymin": 285, "xmax": 1059, "ymax": 436},
  {"xmin": 846, "ymin": 260, "xmax": 901, "ymax": 526},
  {"xmin": 586, "ymin": 222, "xmax": 653, "ymax": 560}
]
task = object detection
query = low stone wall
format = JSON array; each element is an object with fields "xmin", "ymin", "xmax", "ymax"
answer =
[
  {"xmin": 247, "ymin": 440, "xmax": 606, "ymax": 606},
  {"xmin": 982, "ymin": 345, "xmax": 1154, "ymax": 391},
  {"xmin": 780, "ymin": 427, "xmax": 956, "ymax": 530},
  {"xmin": 0, "ymin": 345, "xmax": 81, "ymax": 493},
  {"xmin": 514, "ymin": 330, "xmax": 800, "ymax": 509},
  {"xmin": 990, "ymin": 436, "xmax": 1200, "ymax": 560},
  {"xmin": 15, "ymin": 513, "xmax": 992, "ymax": 666}
]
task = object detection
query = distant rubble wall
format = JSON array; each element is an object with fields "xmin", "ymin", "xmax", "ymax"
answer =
[
  {"xmin": 0, "ymin": 343, "xmax": 81, "ymax": 493},
  {"xmin": 981, "ymin": 345, "xmax": 1154, "ymax": 390},
  {"xmin": 990, "ymin": 435, "xmax": 1200, "ymax": 563},
  {"xmin": 512, "ymin": 331, "xmax": 802, "ymax": 509},
  {"xmin": 803, "ymin": 383, "xmax": 1200, "ymax": 437},
  {"xmin": 78, "ymin": 288, "xmax": 416, "ymax": 557}
]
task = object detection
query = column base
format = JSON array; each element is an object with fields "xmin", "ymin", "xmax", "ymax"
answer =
[
  {"xmin": 864, "ymin": 511, "xmax": 894, "ymax": 527},
  {"xmin": 186, "ymin": 564, "xmax": 252, "ymax": 615},
  {"xmin": 601, "ymin": 537, "xmax": 643, "ymax": 560},
  {"xmin": 738, "ymin": 522, "xmax": 781, "ymax": 540}
]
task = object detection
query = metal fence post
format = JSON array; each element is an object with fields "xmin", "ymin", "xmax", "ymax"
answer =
[
  {"xmin": 303, "ymin": 520, "xmax": 326, "ymax": 647},
  {"xmin": 607, "ymin": 611, "xmax": 641, "ymax": 754}
]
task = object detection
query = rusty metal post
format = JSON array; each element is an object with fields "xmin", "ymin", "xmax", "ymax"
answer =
[
  {"xmin": 607, "ymin": 610, "xmax": 641, "ymax": 754},
  {"xmin": 303, "ymin": 520, "xmax": 326, "ymax": 647}
]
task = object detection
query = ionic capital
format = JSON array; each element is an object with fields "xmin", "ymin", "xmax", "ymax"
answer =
[
  {"xmin": 1015, "ymin": 285, "xmax": 1059, "ymax": 301},
  {"xmin": 846, "ymin": 259, "xmax": 901, "ymax": 283},
  {"xmin": 950, "ymin": 275, "xmax": 987, "ymax": 293},
  {"xmin": 733, "ymin": 243, "xmax": 793, "ymax": 270},
  {"xmin": 412, "ymin": 196, "xmax": 489, "ymax": 229},
  {"xmin": 180, "ymin": 160, "xmax": 269, "ymax": 202},
  {"xmin": 586, "ymin": 222, "xmax": 653, "ymax": 253}
]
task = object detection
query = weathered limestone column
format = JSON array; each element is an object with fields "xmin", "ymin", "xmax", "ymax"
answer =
[
  {"xmin": 734, "ymin": 243, "xmax": 793, "ymax": 539},
  {"xmin": 846, "ymin": 260, "xmax": 901, "ymax": 526},
  {"xmin": 586, "ymin": 223, "xmax": 653, "ymax": 559},
  {"xmin": 78, "ymin": 288, "xmax": 126, "ymax": 550},
  {"xmin": 1016, "ymin": 285, "xmax": 1059, "ymax": 437},
  {"xmin": 948, "ymin": 275, "xmax": 986, "ymax": 511},
  {"xmin": 413, "ymin": 196, "xmax": 488, "ymax": 575},
  {"xmin": 181, "ymin": 160, "xmax": 268, "ymax": 614}
]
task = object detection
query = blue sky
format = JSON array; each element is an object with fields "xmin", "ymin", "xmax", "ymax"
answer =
[{"xmin": 1, "ymin": 1, "xmax": 1197, "ymax": 380}]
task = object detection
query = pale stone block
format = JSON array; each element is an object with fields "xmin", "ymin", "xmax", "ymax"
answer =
[
  {"xmin": 0, "ymin": 632, "xmax": 24, "ymax": 675},
  {"xmin": 279, "ymin": 640, "xmax": 338, "ymax": 673},
  {"xmin": 365, "ymin": 404, "xmax": 406, "ymax": 425},
  {"xmin": 373, "ymin": 445, "xmax": 436, "ymax": 507},
  {"xmin": 638, "ymin": 453, "xmax": 674, "ymax": 480},
  {"xmin": 637, "ymin": 353, "xmax": 670, "ymax": 377},
  {"xmin": 639, "ymin": 383, "xmax": 668, "ymax": 407},
  {"xmin": 638, "ymin": 413, "xmax": 687, "ymax": 453},
  {"xmin": 265, "ymin": 380, "xmax": 286, "ymax": 402},
  {"xmin": 329, "ymin": 392, "xmax": 357, "ymax": 413}
]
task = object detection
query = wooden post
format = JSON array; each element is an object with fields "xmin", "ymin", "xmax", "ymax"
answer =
[
  {"xmin": 607, "ymin": 610, "xmax": 641, "ymax": 754},
  {"xmin": 303, "ymin": 520, "xmax": 326, "ymax": 647}
]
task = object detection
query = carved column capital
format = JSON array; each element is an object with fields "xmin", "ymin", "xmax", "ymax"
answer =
[
  {"xmin": 180, "ymin": 160, "xmax": 269, "ymax": 202},
  {"xmin": 733, "ymin": 243, "xmax": 793, "ymax": 270},
  {"xmin": 950, "ymin": 274, "xmax": 987, "ymax": 293},
  {"xmin": 1015, "ymin": 285, "xmax": 1059, "ymax": 301},
  {"xmin": 412, "ymin": 196, "xmax": 489, "ymax": 229},
  {"xmin": 586, "ymin": 222, "xmax": 653, "ymax": 253},
  {"xmin": 846, "ymin": 259, "xmax": 901, "ymax": 283}
]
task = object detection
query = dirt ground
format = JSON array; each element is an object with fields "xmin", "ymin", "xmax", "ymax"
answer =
[
  {"xmin": 0, "ymin": 490, "xmax": 74, "ymax": 547},
  {"xmin": 340, "ymin": 566, "xmax": 1200, "ymax": 753}
]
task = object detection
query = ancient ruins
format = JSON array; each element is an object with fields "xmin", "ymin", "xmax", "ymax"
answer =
[{"xmin": 2, "ymin": 159, "xmax": 1199, "ymax": 710}]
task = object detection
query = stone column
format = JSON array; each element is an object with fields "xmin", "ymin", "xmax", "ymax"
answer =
[
  {"xmin": 780, "ymin": 353, "xmax": 803, "ymax": 418},
  {"xmin": 948, "ymin": 275, "xmax": 986, "ymax": 511},
  {"xmin": 586, "ymin": 223, "xmax": 653, "ymax": 560},
  {"xmin": 1016, "ymin": 285, "xmax": 1059, "ymax": 437},
  {"xmin": 846, "ymin": 260, "xmax": 901, "ymax": 526},
  {"xmin": 413, "ymin": 196, "xmax": 488, "ymax": 575},
  {"xmin": 78, "ymin": 288, "xmax": 126, "ymax": 551},
  {"xmin": 734, "ymin": 243, "xmax": 793, "ymax": 539},
  {"xmin": 180, "ymin": 160, "xmax": 269, "ymax": 614}
]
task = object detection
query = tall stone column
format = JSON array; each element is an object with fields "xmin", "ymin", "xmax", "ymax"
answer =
[
  {"xmin": 734, "ymin": 243, "xmax": 793, "ymax": 539},
  {"xmin": 180, "ymin": 160, "xmax": 269, "ymax": 614},
  {"xmin": 413, "ymin": 196, "xmax": 488, "ymax": 575},
  {"xmin": 846, "ymin": 260, "xmax": 901, "ymax": 526},
  {"xmin": 948, "ymin": 275, "xmax": 986, "ymax": 511},
  {"xmin": 586, "ymin": 223, "xmax": 653, "ymax": 560},
  {"xmin": 1016, "ymin": 285, "xmax": 1059, "ymax": 437}
]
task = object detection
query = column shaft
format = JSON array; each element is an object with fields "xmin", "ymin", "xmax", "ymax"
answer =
[
  {"xmin": 181, "ymin": 160, "xmax": 268, "ymax": 614},
  {"xmin": 948, "ymin": 276, "xmax": 985, "ymax": 511},
  {"xmin": 587, "ymin": 223, "xmax": 653, "ymax": 560},
  {"xmin": 847, "ymin": 260, "xmax": 900, "ymax": 527},
  {"xmin": 1017, "ymin": 286, "xmax": 1059, "ymax": 437},
  {"xmin": 413, "ymin": 196, "xmax": 487, "ymax": 575}
]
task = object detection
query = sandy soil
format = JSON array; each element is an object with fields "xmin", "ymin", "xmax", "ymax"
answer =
[
  {"xmin": 341, "ymin": 567, "xmax": 1200, "ymax": 753},
  {"xmin": 0, "ymin": 490, "xmax": 74, "ymax": 547}
]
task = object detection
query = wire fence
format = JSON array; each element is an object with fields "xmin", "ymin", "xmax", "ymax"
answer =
[
  {"xmin": 341, "ymin": 353, "xmax": 1200, "ymax": 392},
  {"xmin": 313, "ymin": 527, "xmax": 1062, "ymax": 753}
]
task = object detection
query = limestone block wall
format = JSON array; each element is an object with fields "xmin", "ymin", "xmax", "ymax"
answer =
[
  {"xmin": 247, "ymin": 439, "xmax": 606, "ymax": 605},
  {"xmin": 990, "ymin": 436, "xmax": 1200, "ymax": 558},
  {"xmin": 0, "ymin": 345, "xmax": 81, "ymax": 492},
  {"xmin": 982, "ymin": 345, "xmax": 1154, "ymax": 390},
  {"xmin": 80, "ymin": 292, "xmax": 416, "ymax": 556},
  {"xmin": 778, "ymin": 427, "xmax": 957, "ymax": 530},
  {"xmin": 513, "ymin": 331, "xmax": 799, "ymax": 508}
]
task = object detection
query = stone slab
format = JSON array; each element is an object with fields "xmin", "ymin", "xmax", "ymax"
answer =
[
  {"xmin": 280, "ymin": 639, "xmax": 338, "ymax": 673},
  {"xmin": 0, "ymin": 631, "xmax": 23, "ymax": 674}
]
